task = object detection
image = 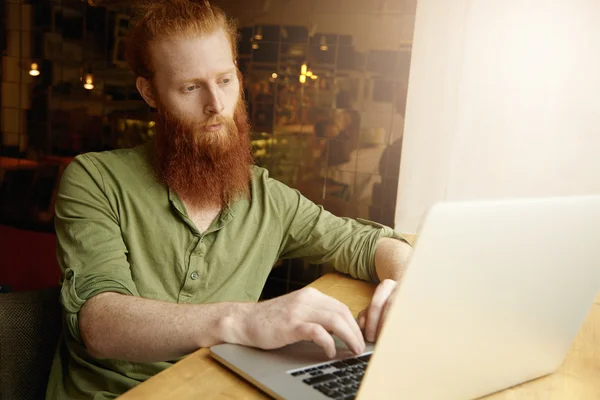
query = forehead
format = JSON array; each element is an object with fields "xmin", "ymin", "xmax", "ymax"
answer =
[{"xmin": 149, "ymin": 29, "xmax": 234, "ymax": 81}]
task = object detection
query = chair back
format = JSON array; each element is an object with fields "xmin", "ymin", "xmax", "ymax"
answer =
[{"xmin": 0, "ymin": 286, "xmax": 62, "ymax": 400}]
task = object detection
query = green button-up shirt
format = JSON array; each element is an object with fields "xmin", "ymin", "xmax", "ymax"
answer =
[{"xmin": 45, "ymin": 142, "xmax": 405, "ymax": 399}]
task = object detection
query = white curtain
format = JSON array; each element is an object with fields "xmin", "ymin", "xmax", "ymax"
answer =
[{"xmin": 395, "ymin": 0, "xmax": 600, "ymax": 233}]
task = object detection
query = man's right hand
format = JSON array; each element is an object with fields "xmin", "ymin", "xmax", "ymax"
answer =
[{"xmin": 224, "ymin": 287, "xmax": 365, "ymax": 358}]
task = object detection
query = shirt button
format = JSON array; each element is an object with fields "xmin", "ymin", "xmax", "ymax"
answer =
[{"xmin": 190, "ymin": 271, "xmax": 199, "ymax": 280}]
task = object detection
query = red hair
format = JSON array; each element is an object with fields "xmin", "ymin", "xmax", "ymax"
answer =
[{"xmin": 125, "ymin": 0, "xmax": 239, "ymax": 80}]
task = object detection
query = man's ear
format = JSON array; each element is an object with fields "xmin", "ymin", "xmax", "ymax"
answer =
[{"xmin": 136, "ymin": 76, "xmax": 157, "ymax": 109}]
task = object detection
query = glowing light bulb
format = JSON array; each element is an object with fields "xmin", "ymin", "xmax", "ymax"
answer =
[
  {"xmin": 83, "ymin": 73, "xmax": 94, "ymax": 90},
  {"xmin": 320, "ymin": 36, "xmax": 328, "ymax": 51},
  {"xmin": 254, "ymin": 26, "xmax": 263, "ymax": 41},
  {"xmin": 29, "ymin": 63, "xmax": 40, "ymax": 76}
]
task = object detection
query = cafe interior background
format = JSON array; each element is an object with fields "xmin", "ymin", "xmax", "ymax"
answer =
[{"xmin": 0, "ymin": 0, "xmax": 416, "ymax": 296}]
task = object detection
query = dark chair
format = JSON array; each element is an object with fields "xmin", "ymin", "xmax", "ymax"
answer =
[{"xmin": 0, "ymin": 286, "xmax": 62, "ymax": 400}]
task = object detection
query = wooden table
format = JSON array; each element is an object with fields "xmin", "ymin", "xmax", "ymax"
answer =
[{"xmin": 119, "ymin": 272, "xmax": 600, "ymax": 399}]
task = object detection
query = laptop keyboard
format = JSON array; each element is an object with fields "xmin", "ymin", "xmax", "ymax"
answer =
[{"xmin": 287, "ymin": 353, "xmax": 372, "ymax": 399}]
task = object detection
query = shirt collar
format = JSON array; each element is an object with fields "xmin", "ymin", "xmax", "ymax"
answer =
[{"xmin": 167, "ymin": 186, "xmax": 234, "ymax": 235}]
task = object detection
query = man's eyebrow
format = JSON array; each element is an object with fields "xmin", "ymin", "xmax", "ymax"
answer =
[
  {"xmin": 178, "ymin": 68, "xmax": 236, "ymax": 84},
  {"xmin": 216, "ymin": 68, "xmax": 237, "ymax": 76}
]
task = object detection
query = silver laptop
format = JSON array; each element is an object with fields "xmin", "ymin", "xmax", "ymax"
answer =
[{"xmin": 211, "ymin": 195, "xmax": 600, "ymax": 399}]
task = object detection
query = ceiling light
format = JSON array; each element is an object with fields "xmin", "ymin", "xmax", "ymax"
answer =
[
  {"xmin": 254, "ymin": 26, "xmax": 263, "ymax": 41},
  {"xmin": 29, "ymin": 62, "xmax": 40, "ymax": 76},
  {"xmin": 83, "ymin": 73, "xmax": 94, "ymax": 90},
  {"xmin": 320, "ymin": 36, "xmax": 329, "ymax": 51}
]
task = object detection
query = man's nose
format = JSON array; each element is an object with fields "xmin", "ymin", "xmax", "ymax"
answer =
[{"xmin": 203, "ymin": 84, "xmax": 224, "ymax": 115}]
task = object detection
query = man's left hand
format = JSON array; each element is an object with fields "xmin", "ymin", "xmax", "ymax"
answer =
[{"xmin": 356, "ymin": 279, "xmax": 398, "ymax": 343}]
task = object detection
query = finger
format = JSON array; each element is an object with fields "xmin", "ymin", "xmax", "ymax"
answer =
[
  {"xmin": 365, "ymin": 280, "xmax": 396, "ymax": 342},
  {"xmin": 335, "ymin": 303, "xmax": 366, "ymax": 353},
  {"xmin": 311, "ymin": 310, "xmax": 364, "ymax": 355},
  {"xmin": 357, "ymin": 309, "xmax": 366, "ymax": 319},
  {"xmin": 376, "ymin": 293, "xmax": 395, "ymax": 340},
  {"xmin": 357, "ymin": 308, "xmax": 367, "ymax": 331},
  {"xmin": 297, "ymin": 288, "xmax": 364, "ymax": 354},
  {"xmin": 357, "ymin": 313, "xmax": 366, "ymax": 330},
  {"xmin": 313, "ymin": 293, "xmax": 365, "ymax": 354},
  {"xmin": 295, "ymin": 322, "xmax": 336, "ymax": 358}
]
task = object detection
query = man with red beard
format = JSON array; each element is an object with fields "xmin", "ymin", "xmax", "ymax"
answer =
[{"xmin": 46, "ymin": 1, "xmax": 412, "ymax": 399}]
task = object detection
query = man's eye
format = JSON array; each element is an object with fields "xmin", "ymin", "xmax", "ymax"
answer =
[{"xmin": 185, "ymin": 85, "xmax": 196, "ymax": 92}]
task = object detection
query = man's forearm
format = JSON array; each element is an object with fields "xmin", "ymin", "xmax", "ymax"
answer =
[
  {"xmin": 374, "ymin": 237, "xmax": 412, "ymax": 281},
  {"xmin": 79, "ymin": 292, "xmax": 251, "ymax": 363}
]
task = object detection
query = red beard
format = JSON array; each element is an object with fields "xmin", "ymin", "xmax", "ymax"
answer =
[{"xmin": 153, "ymin": 101, "xmax": 254, "ymax": 209}]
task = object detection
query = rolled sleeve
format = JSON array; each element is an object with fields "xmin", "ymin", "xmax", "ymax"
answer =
[
  {"xmin": 55, "ymin": 154, "xmax": 138, "ymax": 344},
  {"xmin": 267, "ymin": 173, "xmax": 408, "ymax": 282}
]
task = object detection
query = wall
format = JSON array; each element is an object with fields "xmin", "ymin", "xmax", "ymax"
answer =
[{"xmin": 396, "ymin": 0, "xmax": 600, "ymax": 233}]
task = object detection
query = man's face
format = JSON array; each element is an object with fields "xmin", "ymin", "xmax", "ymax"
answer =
[
  {"xmin": 139, "ymin": 29, "xmax": 253, "ymax": 209},
  {"xmin": 146, "ymin": 29, "xmax": 240, "ymax": 129}
]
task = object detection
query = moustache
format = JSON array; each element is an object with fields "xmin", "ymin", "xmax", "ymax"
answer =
[{"xmin": 200, "ymin": 115, "xmax": 231, "ymax": 128}]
